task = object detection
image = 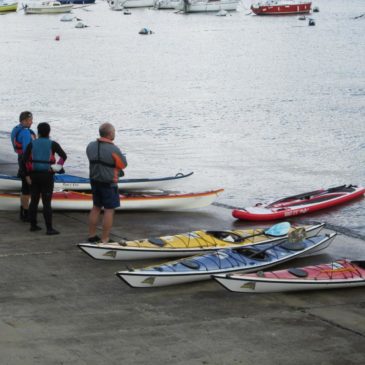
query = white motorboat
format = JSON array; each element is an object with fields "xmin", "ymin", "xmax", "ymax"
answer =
[
  {"xmin": 174, "ymin": 0, "xmax": 239, "ymax": 13},
  {"xmin": 24, "ymin": 1, "xmax": 73, "ymax": 14},
  {"xmin": 154, "ymin": 0, "xmax": 179, "ymax": 9},
  {"xmin": 108, "ymin": 0, "xmax": 154, "ymax": 10}
]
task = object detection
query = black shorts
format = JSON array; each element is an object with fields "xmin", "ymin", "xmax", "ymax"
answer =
[
  {"xmin": 17, "ymin": 155, "xmax": 30, "ymax": 195},
  {"xmin": 91, "ymin": 181, "xmax": 120, "ymax": 209}
]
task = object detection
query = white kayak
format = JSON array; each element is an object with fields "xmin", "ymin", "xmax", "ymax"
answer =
[
  {"xmin": 0, "ymin": 172, "xmax": 193, "ymax": 192},
  {"xmin": 77, "ymin": 223, "xmax": 324, "ymax": 261},
  {"xmin": 213, "ymin": 259, "xmax": 365, "ymax": 293},
  {"xmin": 0, "ymin": 189, "xmax": 223, "ymax": 211},
  {"xmin": 116, "ymin": 233, "xmax": 337, "ymax": 288}
]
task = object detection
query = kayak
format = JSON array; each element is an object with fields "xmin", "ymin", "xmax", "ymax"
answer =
[
  {"xmin": 0, "ymin": 172, "xmax": 193, "ymax": 192},
  {"xmin": 213, "ymin": 259, "xmax": 365, "ymax": 293},
  {"xmin": 0, "ymin": 189, "xmax": 223, "ymax": 211},
  {"xmin": 232, "ymin": 185, "xmax": 365, "ymax": 221},
  {"xmin": 78, "ymin": 223, "xmax": 324, "ymax": 261},
  {"xmin": 116, "ymin": 233, "xmax": 336, "ymax": 288}
]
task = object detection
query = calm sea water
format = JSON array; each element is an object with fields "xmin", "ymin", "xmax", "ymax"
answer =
[{"xmin": 0, "ymin": 0, "xmax": 364, "ymax": 236}]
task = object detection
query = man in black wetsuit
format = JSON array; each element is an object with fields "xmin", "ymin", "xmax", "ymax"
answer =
[{"xmin": 21, "ymin": 122, "xmax": 67, "ymax": 235}]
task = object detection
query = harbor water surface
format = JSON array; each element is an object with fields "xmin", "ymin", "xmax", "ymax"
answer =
[{"xmin": 0, "ymin": 0, "xmax": 364, "ymax": 235}]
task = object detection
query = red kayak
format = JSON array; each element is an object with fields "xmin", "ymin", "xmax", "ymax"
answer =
[
  {"xmin": 233, "ymin": 185, "xmax": 365, "ymax": 221},
  {"xmin": 214, "ymin": 259, "xmax": 365, "ymax": 293}
]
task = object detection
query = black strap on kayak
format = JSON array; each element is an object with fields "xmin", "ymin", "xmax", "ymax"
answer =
[{"xmin": 90, "ymin": 141, "xmax": 116, "ymax": 168}]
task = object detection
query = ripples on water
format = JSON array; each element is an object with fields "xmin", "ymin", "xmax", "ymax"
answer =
[{"xmin": 0, "ymin": 0, "xmax": 364, "ymax": 235}]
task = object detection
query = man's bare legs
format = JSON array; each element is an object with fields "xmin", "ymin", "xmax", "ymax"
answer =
[
  {"xmin": 88, "ymin": 206, "xmax": 114, "ymax": 243},
  {"xmin": 101, "ymin": 209, "xmax": 114, "ymax": 243},
  {"xmin": 88, "ymin": 205, "xmax": 101, "ymax": 239}
]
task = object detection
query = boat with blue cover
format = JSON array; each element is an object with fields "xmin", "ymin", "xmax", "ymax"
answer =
[
  {"xmin": 116, "ymin": 232, "xmax": 336, "ymax": 287},
  {"xmin": 0, "ymin": 171, "xmax": 193, "ymax": 192}
]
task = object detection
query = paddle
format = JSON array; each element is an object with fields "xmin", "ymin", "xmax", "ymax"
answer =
[
  {"xmin": 268, "ymin": 185, "xmax": 348, "ymax": 207},
  {"xmin": 207, "ymin": 222, "xmax": 291, "ymax": 243}
]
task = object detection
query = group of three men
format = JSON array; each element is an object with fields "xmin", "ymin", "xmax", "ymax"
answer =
[{"xmin": 11, "ymin": 111, "xmax": 127, "ymax": 243}]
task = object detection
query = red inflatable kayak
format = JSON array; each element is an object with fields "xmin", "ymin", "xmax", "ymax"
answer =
[{"xmin": 232, "ymin": 185, "xmax": 365, "ymax": 221}]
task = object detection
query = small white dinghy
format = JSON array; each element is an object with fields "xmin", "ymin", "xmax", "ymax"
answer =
[
  {"xmin": 108, "ymin": 0, "xmax": 154, "ymax": 10},
  {"xmin": 214, "ymin": 259, "xmax": 365, "ymax": 293},
  {"xmin": 116, "ymin": 233, "xmax": 337, "ymax": 288},
  {"xmin": 78, "ymin": 223, "xmax": 324, "ymax": 261},
  {"xmin": 174, "ymin": 0, "xmax": 240, "ymax": 13},
  {"xmin": 153, "ymin": 0, "xmax": 179, "ymax": 9},
  {"xmin": 24, "ymin": 1, "xmax": 73, "ymax": 14}
]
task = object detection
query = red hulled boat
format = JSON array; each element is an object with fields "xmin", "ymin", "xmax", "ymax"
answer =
[{"xmin": 251, "ymin": 1, "xmax": 312, "ymax": 15}]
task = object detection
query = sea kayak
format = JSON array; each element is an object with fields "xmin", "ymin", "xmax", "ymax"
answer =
[
  {"xmin": 0, "ymin": 189, "xmax": 223, "ymax": 211},
  {"xmin": 232, "ymin": 185, "xmax": 365, "ymax": 221},
  {"xmin": 0, "ymin": 172, "xmax": 193, "ymax": 192},
  {"xmin": 78, "ymin": 223, "xmax": 324, "ymax": 260},
  {"xmin": 213, "ymin": 259, "xmax": 365, "ymax": 293},
  {"xmin": 116, "ymin": 233, "xmax": 336, "ymax": 288}
]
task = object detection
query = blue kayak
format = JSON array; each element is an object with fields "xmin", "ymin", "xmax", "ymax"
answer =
[
  {"xmin": 0, "ymin": 172, "xmax": 193, "ymax": 192},
  {"xmin": 116, "ymin": 233, "xmax": 337, "ymax": 287}
]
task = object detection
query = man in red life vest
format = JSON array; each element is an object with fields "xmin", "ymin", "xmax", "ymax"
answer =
[{"xmin": 10, "ymin": 111, "xmax": 36, "ymax": 222}]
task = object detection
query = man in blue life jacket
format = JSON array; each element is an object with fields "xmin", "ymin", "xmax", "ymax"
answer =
[
  {"xmin": 10, "ymin": 111, "xmax": 36, "ymax": 222},
  {"xmin": 86, "ymin": 123, "xmax": 127, "ymax": 243},
  {"xmin": 21, "ymin": 122, "xmax": 67, "ymax": 235}
]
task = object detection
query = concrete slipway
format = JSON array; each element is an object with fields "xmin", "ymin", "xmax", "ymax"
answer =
[{"xmin": 0, "ymin": 205, "xmax": 364, "ymax": 365}]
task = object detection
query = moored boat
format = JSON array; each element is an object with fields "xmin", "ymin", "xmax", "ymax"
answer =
[
  {"xmin": 0, "ymin": 1, "xmax": 18, "ymax": 12},
  {"xmin": 107, "ymin": 0, "xmax": 154, "ymax": 10},
  {"xmin": 0, "ymin": 171, "xmax": 193, "ymax": 192},
  {"xmin": 232, "ymin": 185, "xmax": 365, "ymax": 221},
  {"xmin": 251, "ymin": 1, "xmax": 311, "ymax": 15},
  {"xmin": 153, "ymin": 0, "xmax": 179, "ymax": 9},
  {"xmin": 24, "ymin": 1, "xmax": 73, "ymax": 14},
  {"xmin": 78, "ymin": 222, "xmax": 324, "ymax": 260},
  {"xmin": 214, "ymin": 259, "xmax": 365, "ymax": 293},
  {"xmin": 174, "ymin": 0, "xmax": 240, "ymax": 13},
  {"xmin": 116, "ymin": 233, "xmax": 336, "ymax": 287},
  {"xmin": 58, "ymin": 0, "xmax": 95, "ymax": 4},
  {"xmin": 0, "ymin": 189, "xmax": 223, "ymax": 211}
]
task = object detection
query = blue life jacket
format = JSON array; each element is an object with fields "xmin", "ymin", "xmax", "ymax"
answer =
[
  {"xmin": 11, "ymin": 124, "xmax": 36, "ymax": 154},
  {"xmin": 30, "ymin": 138, "xmax": 55, "ymax": 172}
]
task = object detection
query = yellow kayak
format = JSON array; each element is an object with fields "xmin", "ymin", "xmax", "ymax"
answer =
[
  {"xmin": 0, "ymin": 2, "xmax": 18, "ymax": 12},
  {"xmin": 77, "ymin": 223, "xmax": 324, "ymax": 260}
]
